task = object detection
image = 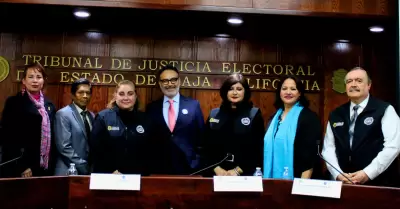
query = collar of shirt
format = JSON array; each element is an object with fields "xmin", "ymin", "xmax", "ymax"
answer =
[
  {"xmin": 73, "ymin": 102, "xmax": 87, "ymax": 114},
  {"xmin": 350, "ymin": 94, "xmax": 369, "ymax": 116},
  {"xmin": 163, "ymin": 93, "xmax": 180, "ymax": 104}
]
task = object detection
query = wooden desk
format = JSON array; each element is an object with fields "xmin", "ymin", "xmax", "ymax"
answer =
[{"xmin": 1, "ymin": 176, "xmax": 400, "ymax": 209}]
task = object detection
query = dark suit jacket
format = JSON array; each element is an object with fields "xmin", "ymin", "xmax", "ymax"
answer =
[
  {"xmin": 146, "ymin": 95, "xmax": 205, "ymax": 175},
  {"xmin": 203, "ymin": 105, "xmax": 265, "ymax": 176},
  {"xmin": 0, "ymin": 92, "xmax": 56, "ymax": 177},
  {"xmin": 266, "ymin": 107, "xmax": 322, "ymax": 178}
]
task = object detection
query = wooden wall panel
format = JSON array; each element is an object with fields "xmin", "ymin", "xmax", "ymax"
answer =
[
  {"xmin": 238, "ymin": 40, "xmax": 278, "ymax": 63},
  {"xmin": 1, "ymin": 0, "xmax": 394, "ymax": 16},
  {"xmin": 322, "ymin": 42, "xmax": 363, "ymax": 129},
  {"xmin": 250, "ymin": 91, "xmax": 275, "ymax": 125},
  {"xmin": 237, "ymin": 40, "xmax": 278, "ymax": 126},
  {"xmin": 195, "ymin": 37, "xmax": 239, "ymax": 121},
  {"xmin": 196, "ymin": 90, "xmax": 221, "ymax": 120},
  {"xmin": 0, "ymin": 29, "xmax": 395, "ymax": 136},
  {"xmin": 62, "ymin": 32, "xmax": 111, "ymax": 113},
  {"xmin": 59, "ymin": 85, "xmax": 72, "ymax": 108},
  {"xmin": 0, "ymin": 33, "xmax": 18, "ymax": 114}
]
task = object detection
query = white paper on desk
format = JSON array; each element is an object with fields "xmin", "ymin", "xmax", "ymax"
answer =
[
  {"xmin": 89, "ymin": 173, "xmax": 141, "ymax": 191},
  {"xmin": 213, "ymin": 176, "xmax": 263, "ymax": 192},
  {"xmin": 291, "ymin": 178, "xmax": 342, "ymax": 199}
]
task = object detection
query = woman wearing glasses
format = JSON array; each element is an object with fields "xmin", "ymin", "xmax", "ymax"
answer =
[{"xmin": 263, "ymin": 75, "xmax": 322, "ymax": 179}]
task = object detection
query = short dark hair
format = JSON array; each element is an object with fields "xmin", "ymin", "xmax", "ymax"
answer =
[
  {"xmin": 220, "ymin": 73, "xmax": 252, "ymax": 106},
  {"xmin": 71, "ymin": 78, "xmax": 92, "ymax": 95},
  {"xmin": 273, "ymin": 75, "xmax": 309, "ymax": 109},
  {"xmin": 157, "ymin": 64, "xmax": 179, "ymax": 80},
  {"xmin": 22, "ymin": 62, "xmax": 47, "ymax": 80}
]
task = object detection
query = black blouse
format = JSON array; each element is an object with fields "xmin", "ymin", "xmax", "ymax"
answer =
[{"xmin": 203, "ymin": 104, "xmax": 265, "ymax": 176}]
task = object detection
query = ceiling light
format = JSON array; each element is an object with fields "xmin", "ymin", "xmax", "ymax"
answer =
[
  {"xmin": 369, "ymin": 26, "xmax": 384, "ymax": 33},
  {"xmin": 74, "ymin": 9, "xmax": 90, "ymax": 18},
  {"xmin": 337, "ymin": 39, "xmax": 349, "ymax": 43},
  {"xmin": 227, "ymin": 17, "xmax": 243, "ymax": 25},
  {"xmin": 215, "ymin": 34, "xmax": 230, "ymax": 37}
]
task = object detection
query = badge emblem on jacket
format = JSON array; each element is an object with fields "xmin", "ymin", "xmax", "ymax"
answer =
[
  {"xmin": 241, "ymin": 117, "xmax": 250, "ymax": 125},
  {"xmin": 136, "ymin": 125, "xmax": 144, "ymax": 133},
  {"xmin": 364, "ymin": 117, "xmax": 374, "ymax": 125},
  {"xmin": 333, "ymin": 122, "xmax": 344, "ymax": 128},
  {"xmin": 209, "ymin": 118, "xmax": 219, "ymax": 123}
]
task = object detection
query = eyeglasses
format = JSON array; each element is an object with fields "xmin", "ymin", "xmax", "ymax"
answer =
[{"xmin": 160, "ymin": 77, "xmax": 179, "ymax": 85}]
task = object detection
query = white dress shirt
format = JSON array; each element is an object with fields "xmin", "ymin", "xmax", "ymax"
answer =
[
  {"xmin": 73, "ymin": 103, "xmax": 92, "ymax": 130},
  {"xmin": 162, "ymin": 93, "xmax": 180, "ymax": 127},
  {"xmin": 322, "ymin": 96, "xmax": 400, "ymax": 180}
]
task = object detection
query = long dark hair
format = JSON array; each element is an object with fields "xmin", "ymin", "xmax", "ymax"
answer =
[{"xmin": 273, "ymin": 75, "xmax": 309, "ymax": 109}]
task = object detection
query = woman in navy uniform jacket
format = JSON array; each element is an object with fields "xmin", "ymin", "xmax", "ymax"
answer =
[
  {"xmin": 203, "ymin": 73, "xmax": 265, "ymax": 176},
  {"xmin": 263, "ymin": 75, "xmax": 322, "ymax": 179},
  {"xmin": 0, "ymin": 63, "xmax": 56, "ymax": 178},
  {"xmin": 90, "ymin": 80, "xmax": 150, "ymax": 175}
]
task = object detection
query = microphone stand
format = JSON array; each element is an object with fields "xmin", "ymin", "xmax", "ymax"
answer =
[
  {"xmin": 0, "ymin": 149, "xmax": 24, "ymax": 167},
  {"xmin": 317, "ymin": 144, "xmax": 355, "ymax": 185},
  {"xmin": 190, "ymin": 154, "xmax": 232, "ymax": 176}
]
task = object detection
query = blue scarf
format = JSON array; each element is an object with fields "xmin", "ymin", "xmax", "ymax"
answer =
[{"xmin": 263, "ymin": 102, "xmax": 303, "ymax": 179}]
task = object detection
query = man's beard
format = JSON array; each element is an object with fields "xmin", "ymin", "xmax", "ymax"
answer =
[{"xmin": 162, "ymin": 86, "xmax": 180, "ymax": 97}]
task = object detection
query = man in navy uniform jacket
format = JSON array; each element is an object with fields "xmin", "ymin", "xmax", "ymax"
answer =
[
  {"xmin": 146, "ymin": 65, "xmax": 205, "ymax": 175},
  {"xmin": 322, "ymin": 67, "xmax": 400, "ymax": 187}
]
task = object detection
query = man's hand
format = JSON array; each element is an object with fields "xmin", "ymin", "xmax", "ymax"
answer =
[
  {"xmin": 214, "ymin": 166, "xmax": 228, "ymax": 176},
  {"xmin": 336, "ymin": 173, "xmax": 353, "ymax": 184},
  {"xmin": 21, "ymin": 168, "xmax": 32, "ymax": 178},
  {"xmin": 350, "ymin": 170, "xmax": 370, "ymax": 184}
]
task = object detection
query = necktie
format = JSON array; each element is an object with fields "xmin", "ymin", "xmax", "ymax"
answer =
[
  {"xmin": 168, "ymin": 99, "xmax": 176, "ymax": 132},
  {"xmin": 349, "ymin": 105, "xmax": 360, "ymax": 148},
  {"xmin": 81, "ymin": 111, "xmax": 91, "ymax": 140}
]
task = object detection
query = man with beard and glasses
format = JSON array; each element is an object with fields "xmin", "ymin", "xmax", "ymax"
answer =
[
  {"xmin": 54, "ymin": 78, "xmax": 94, "ymax": 175},
  {"xmin": 146, "ymin": 65, "xmax": 205, "ymax": 175},
  {"xmin": 322, "ymin": 67, "xmax": 400, "ymax": 187}
]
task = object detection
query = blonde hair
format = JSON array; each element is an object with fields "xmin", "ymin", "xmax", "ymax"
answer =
[{"xmin": 106, "ymin": 80, "xmax": 136, "ymax": 109}]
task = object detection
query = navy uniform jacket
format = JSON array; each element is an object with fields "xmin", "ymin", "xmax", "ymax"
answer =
[
  {"xmin": 203, "ymin": 104, "xmax": 265, "ymax": 176},
  {"xmin": 90, "ymin": 106, "xmax": 151, "ymax": 175}
]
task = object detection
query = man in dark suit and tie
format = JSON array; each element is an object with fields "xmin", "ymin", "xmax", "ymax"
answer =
[
  {"xmin": 147, "ymin": 65, "xmax": 205, "ymax": 175},
  {"xmin": 54, "ymin": 78, "xmax": 94, "ymax": 175}
]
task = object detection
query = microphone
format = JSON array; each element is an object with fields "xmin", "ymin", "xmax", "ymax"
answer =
[
  {"xmin": 0, "ymin": 148, "xmax": 24, "ymax": 167},
  {"xmin": 190, "ymin": 153, "xmax": 234, "ymax": 176},
  {"xmin": 316, "ymin": 140, "xmax": 355, "ymax": 185}
]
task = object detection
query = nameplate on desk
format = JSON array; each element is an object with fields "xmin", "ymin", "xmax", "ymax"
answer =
[
  {"xmin": 291, "ymin": 178, "xmax": 342, "ymax": 199},
  {"xmin": 89, "ymin": 174, "xmax": 141, "ymax": 191},
  {"xmin": 213, "ymin": 176, "xmax": 263, "ymax": 192}
]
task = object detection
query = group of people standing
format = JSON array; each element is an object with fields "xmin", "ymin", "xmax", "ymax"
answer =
[{"xmin": 0, "ymin": 63, "xmax": 399, "ymax": 188}]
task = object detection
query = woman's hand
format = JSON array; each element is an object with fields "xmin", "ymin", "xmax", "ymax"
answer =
[
  {"xmin": 214, "ymin": 166, "xmax": 228, "ymax": 176},
  {"xmin": 227, "ymin": 166, "xmax": 243, "ymax": 176},
  {"xmin": 21, "ymin": 168, "xmax": 32, "ymax": 178},
  {"xmin": 112, "ymin": 170, "xmax": 121, "ymax": 174},
  {"xmin": 227, "ymin": 169, "xmax": 239, "ymax": 176}
]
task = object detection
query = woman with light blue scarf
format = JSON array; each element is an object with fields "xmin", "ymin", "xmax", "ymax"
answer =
[{"xmin": 263, "ymin": 75, "xmax": 322, "ymax": 180}]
